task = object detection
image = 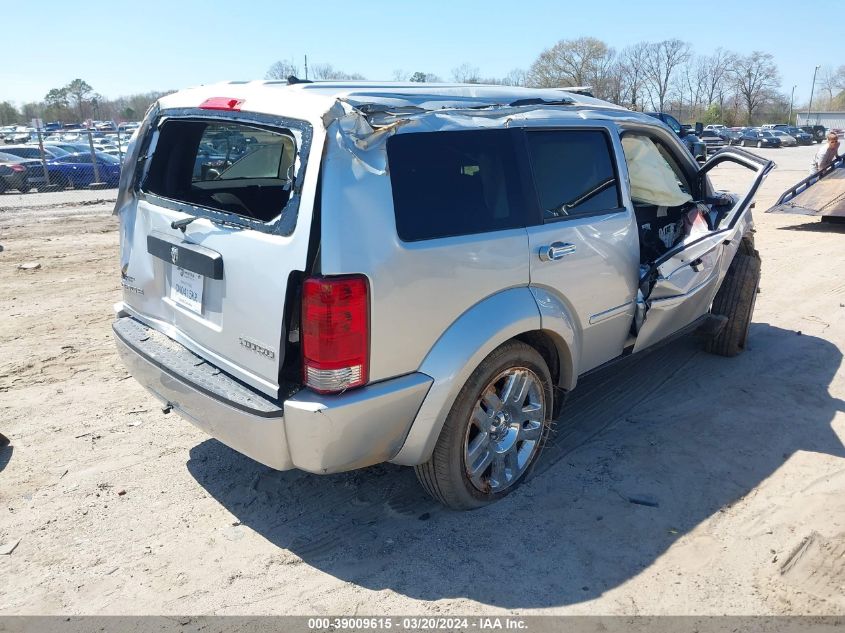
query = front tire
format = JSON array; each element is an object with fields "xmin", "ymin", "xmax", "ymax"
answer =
[
  {"xmin": 415, "ymin": 341, "xmax": 553, "ymax": 510},
  {"xmin": 757, "ymin": 140, "xmax": 763, "ymax": 148},
  {"xmin": 705, "ymin": 248, "xmax": 761, "ymax": 357}
]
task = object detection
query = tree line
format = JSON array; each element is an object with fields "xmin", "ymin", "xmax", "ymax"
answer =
[
  {"xmin": 0, "ymin": 78, "xmax": 170, "ymax": 127},
  {"xmin": 3, "ymin": 39, "xmax": 843, "ymax": 128}
]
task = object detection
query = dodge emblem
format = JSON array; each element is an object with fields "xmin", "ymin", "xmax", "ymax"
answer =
[{"xmin": 170, "ymin": 246, "xmax": 179, "ymax": 265}]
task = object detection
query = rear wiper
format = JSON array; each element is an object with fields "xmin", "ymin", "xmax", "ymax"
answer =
[{"xmin": 171, "ymin": 216, "xmax": 197, "ymax": 232}]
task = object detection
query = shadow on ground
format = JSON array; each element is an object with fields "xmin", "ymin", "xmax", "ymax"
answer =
[
  {"xmin": 0, "ymin": 446, "xmax": 11, "ymax": 474},
  {"xmin": 778, "ymin": 219, "xmax": 845, "ymax": 232},
  {"xmin": 188, "ymin": 324, "xmax": 845, "ymax": 608}
]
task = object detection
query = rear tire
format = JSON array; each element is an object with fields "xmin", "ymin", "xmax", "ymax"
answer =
[
  {"xmin": 757, "ymin": 140, "xmax": 763, "ymax": 148},
  {"xmin": 705, "ymin": 248, "xmax": 761, "ymax": 357},
  {"xmin": 415, "ymin": 341, "xmax": 553, "ymax": 510}
]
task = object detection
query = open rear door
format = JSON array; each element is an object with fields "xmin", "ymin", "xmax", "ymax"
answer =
[{"xmin": 633, "ymin": 148, "xmax": 774, "ymax": 351}]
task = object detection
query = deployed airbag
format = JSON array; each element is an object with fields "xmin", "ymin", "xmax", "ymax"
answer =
[{"xmin": 622, "ymin": 135, "xmax": 693, "ymax": 207}]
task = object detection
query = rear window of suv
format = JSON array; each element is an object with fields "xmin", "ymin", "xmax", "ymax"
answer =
[
  {"xmin": 141, "ymin": 119, "xmax": 300, "ymax": 226},
  {"xmin": 387, "ymin": 130, "xmax": 526, "ymax": 241}
]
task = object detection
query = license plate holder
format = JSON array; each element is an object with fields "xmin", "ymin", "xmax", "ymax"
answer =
[{"xmin": 171, "ymin": 267, "xmax": 204, "ymax": 314}]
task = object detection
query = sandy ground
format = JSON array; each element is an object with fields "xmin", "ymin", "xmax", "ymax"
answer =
[{"xmin": 1, "ymin": 144, "xmax": 844, "ymax": 615}]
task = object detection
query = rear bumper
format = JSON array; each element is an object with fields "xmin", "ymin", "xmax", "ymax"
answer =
[{"xmin": 113, "ymin": 315, "xmax": 432, "ymax": 473}]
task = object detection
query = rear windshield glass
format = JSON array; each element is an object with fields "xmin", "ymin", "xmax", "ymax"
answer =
[
  {"xmin": 141, "ymin": 119, "xmax": 299, "ymax": 224},
  {"xmin": 387, "ymin": 130, "xmax": 525, "ymax": 242}
]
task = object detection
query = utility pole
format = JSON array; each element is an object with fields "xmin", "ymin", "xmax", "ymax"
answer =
[
  {"xmin": 807, "ymin": 65, "xmax": 820, "ymax": 125},
  {"xmin": 788, "ymin": 85, "xmax": 796, "ymax": 125},
  {"xmin": 304, "ymin": 54, "xmax": 308, "ymax": 80}
]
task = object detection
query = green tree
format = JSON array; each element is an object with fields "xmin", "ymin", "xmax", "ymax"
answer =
[
  {"xmin": 701, "ymin": 103, "xmax": 722, "ymax": 125},
  {"xmin": 409, "ymin": 72, "xmax": 428, "ymax": 83},
  {"xmin": 44, "ymin": 87, "xmax": 69, "ymax": 109},
  {"xmin": 0, "ymin": 101, "xmax": 19, "ymax": 125},
  {"xmin": 65, "ymin": 78, "xmax": 95, "ymax": 120}
]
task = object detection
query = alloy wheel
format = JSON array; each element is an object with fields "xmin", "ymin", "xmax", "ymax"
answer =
[{"xmin": 463, "ymin": 367, "xmax": 546, "ymax": 494}]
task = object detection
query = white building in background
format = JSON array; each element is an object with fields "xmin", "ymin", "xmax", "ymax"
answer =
[{"xmin": 797, "ymin": 111, "xmax": 845, "ymax": 128}]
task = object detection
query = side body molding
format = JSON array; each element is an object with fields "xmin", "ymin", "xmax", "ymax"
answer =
[{"xmin": 391, "ymin": 286, "xmax": 577, "ymax": 466}]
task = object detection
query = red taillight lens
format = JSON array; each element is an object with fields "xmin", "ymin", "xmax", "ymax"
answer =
[
  {"xmin": 302, "ymin": 275, "xmax": 369, "ymax": 394},
  {"xmin": 199, "ymin": 97, "xmax": 244, "ymax": 111},
  {"xmin": 10, "ymin": 165, "xmax": 25, "ymax": 173}
]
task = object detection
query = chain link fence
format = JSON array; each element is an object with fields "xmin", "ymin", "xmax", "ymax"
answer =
[{"xmin": 0, "ymin": 124, "xmax": 135, "ymax": 194}]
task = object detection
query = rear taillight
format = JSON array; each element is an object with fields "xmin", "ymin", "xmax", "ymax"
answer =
[
  {"xmin": 302, "ymin": 275, "xmax": 369, "ymax": 394},
  {"xmin": 10, "ymin": 165, "xmax": 25, "ymax": 173}
]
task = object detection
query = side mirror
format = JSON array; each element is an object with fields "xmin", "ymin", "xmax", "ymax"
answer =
[{"xmin": 694, "ymin": 122, "xmax": 704, "ymax": 136}]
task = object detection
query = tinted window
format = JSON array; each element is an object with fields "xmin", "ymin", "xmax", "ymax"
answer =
[
  {"xmin": 526, "ymin": 130, "xmax": 621, "ymax": 220},
  {"xmin": 663, "ymin": 114, "xmax": 682, "ymax": 133},
  {"xmin": 387, "ymin": 130, "xmax": 525, "ymax": 241}
]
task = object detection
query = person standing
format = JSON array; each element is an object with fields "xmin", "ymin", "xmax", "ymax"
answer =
[{"xmin": 810, "ymin": 131, "xmax": 841, "ymax": 175}]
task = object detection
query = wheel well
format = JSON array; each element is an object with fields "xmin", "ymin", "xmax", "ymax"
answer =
[{"xmin": 514, "ymin": 330, "xmax": 569, "ymax": 417}]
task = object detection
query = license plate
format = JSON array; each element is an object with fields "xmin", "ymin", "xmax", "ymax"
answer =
[{"xmin": 171, "ymin": 267, "xmax": 203, "ymax": 314}]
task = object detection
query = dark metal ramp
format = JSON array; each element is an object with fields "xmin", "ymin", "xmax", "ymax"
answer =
[{"xmin": 767, "ymin": 156, "xmax": 845, "ymax": 217}]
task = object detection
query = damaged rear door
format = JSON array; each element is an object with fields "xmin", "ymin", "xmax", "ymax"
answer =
[
  {"xmin": 633, "ymin": 147, "xmax": 774, "ymax": 351},
  {"xmin": 115, "ymin": 106, "xmax": 319, "ymax": 398}
]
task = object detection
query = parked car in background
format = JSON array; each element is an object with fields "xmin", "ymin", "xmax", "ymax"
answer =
[
  {"xmin": 704, "ymin": 124, "xmax": 726, "ymax": 131},
  {"xmin": 2, "ymin": 126, "xmax": 33, "ymax": 144},
  {"xmin": 44, "ymin": 142, "xmax": 95, "ymax": 155},
  {"xmin": 0, "ymin": 144, "xmax": 70, "ymax": 160},
  {"xmin": 770, "ymin": 129, "xmax": 797, "ymax": 147},
  {"xmin": 47, "ymin": 152, "xmax": 121, "ymax": 188},
  {"xmin": 699, "ymin": 129, "xmax": 727, "ymax": 152},
  {"xmin": 798, "ymin": 125, "xmax": 826, "ymax": 142},
  {"xmin": 644, "ymin": 111, "xmax": 707, "ymax": 161},
  {"xmin": 739, "ymin": 128, "xmax": 781, "ymax": 148},
  {"xmin": 716, "ymin": 128, "xmax": 742, "ymax": 145},
  {"xmin": 772, "ymin": 125, "xmax": 813, "ymax": 145},
  {"xmin": 0, "ymin": 151, "xmax": 31, "ymax": 193}
]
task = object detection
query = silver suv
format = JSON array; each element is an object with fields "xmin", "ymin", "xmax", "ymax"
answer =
[{"xmin": 113, "ymin": 83, "xmax": 772, "ymax": 510}]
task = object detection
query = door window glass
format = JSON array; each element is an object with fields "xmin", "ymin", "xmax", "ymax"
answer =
[{"xmin": 525, "ymin": 129, "xmax": 621, "ymax": 221}]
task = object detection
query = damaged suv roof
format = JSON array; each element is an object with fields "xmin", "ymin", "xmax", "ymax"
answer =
[{"xmin": 156, "ymin": 80, "xmax": 634, "ymax": 127}]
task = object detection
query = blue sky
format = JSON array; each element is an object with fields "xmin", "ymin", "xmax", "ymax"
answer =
[{"xmin": 2, "ymin": 0, "xmax": 839, "ymax": 106}]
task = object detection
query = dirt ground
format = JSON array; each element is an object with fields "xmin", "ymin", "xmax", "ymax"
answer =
[{"xmin": 1, "ymin": 144, "xmax": 844, "ymax": 615}]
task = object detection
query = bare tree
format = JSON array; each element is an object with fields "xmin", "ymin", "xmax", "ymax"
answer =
[
  {"xmin": 501, "ymin": 68, "xmax": 528, "ymax": 87},
  {"xmin": 528, "ymin": 36, "xmax": 614, "ymax": 90},
  {"xmin": 452, "ymin": 63, "xmax": 480, "ymax": 83},
  {"xmin": 643, "ymin": 39, "xmax": 690, "ymax": 112},
  {"xmin": 392, "ymin": 69, "xmax": 410, "ymax": 81},
  {"xmin": 701, "ymin": 48, "xmax": 736, "ymax": 106},
  {"xmin": 678, "ymin": 55, "xmax": 709, "ymax": 119},
  {"xmin": 817, "ymin": 65, "xmax": 843, "ymax": 109},
  {"xmin": 309, "ymin": 63, "xmax": 366, "ymax": 81},
  {"xmin": 618, "ymin": 42, "xmax": 649, "ymax": 110},
  {"xmin": 265, "ymin": 59, "xmax": 300, "ymax": 80},
  {"xmin": 730, "ymin": 51, "xmax": 780, "ymax": 124}
]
